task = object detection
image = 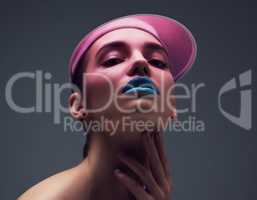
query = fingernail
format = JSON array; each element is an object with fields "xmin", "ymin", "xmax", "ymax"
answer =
[
  {"xmin": 117, "ymin": 153, "xmax": 125, "ymax": 160},
  {"xmin": 114, "ymin": 169, "xmax": 123, "ymax": 176},
  {"xmin": 146, "ymin": 132, "xmax": 151, "ymax": 140}
]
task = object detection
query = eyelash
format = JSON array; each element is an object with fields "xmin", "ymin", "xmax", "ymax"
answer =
[
  {"xmin": 102, "ymin": 58, "xmax": 124, "ymax": 67},
  {"xmin": 148, "ymin": 59, "xmax": 168, "ymax": 69},
  {"xmin": 101, "ymin": 57, "xmax": 168, "ymax": 69}
]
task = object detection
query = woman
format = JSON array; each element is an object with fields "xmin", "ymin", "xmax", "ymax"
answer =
[{"xmin": 18, "ymin": 14, "xmax": 197, "ymax": 200}]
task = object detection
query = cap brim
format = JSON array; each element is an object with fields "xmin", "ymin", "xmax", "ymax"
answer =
[{"xmin": 69, "ymin": 14, "xmax": 197, "ymax": 81}]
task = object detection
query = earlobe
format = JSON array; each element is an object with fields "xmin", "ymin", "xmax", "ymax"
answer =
[
  {"xmin": 169, "ymin": 96, "xmax": 177, "ymax": 120},
  {"xmin": 170, "ymin": 109, "xmax": 177, "ymax": 120},
  {"xmin": 69, "ymin": 92, "xmax": 87, "ymax": 120}
]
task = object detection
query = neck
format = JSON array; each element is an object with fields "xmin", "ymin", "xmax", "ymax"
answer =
[{"xmin": 78, "ymin": 129, "xmax": 151, "ymax": 200}]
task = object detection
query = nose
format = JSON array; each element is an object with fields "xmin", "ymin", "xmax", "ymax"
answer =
[{"xmin": 127, "ymin": 51, "xmax": 150, "ymax": 77}]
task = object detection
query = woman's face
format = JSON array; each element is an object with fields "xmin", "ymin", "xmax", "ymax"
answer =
[{"xmin": 76, "ymin": 28, "xmax": 176, "ymax": 133}]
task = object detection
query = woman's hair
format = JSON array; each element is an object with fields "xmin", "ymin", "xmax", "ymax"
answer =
[
  {"xmin": 71, "ymin": 58, "xmax": 91, "ymax": 158},
  {"xmin": 82, "ymin": 131, "xmax": 92, "ymax": 158}
]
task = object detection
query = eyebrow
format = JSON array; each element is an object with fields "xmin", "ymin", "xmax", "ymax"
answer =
[
  {"xmin": 96, "ymin": 40, "xmax": 168, "ymax": 59},
  {"xmin": 96, "ymin": 41, "xmax": 128, "ymax": 60},
  {"xmin": 144, "ymin": 42, "xmax": 168, "ymax": 57}
]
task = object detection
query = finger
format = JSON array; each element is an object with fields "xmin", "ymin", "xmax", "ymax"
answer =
[
  {"xmin": 118, "ymin": 155, "xmax": 163, "ymax": 198},
  {"xmin": 153, "ymin": 131, "xmax": 170, "ymax": 179},
  {"xmin": 114, "ymin": 169, "xmax": 153, "ymax": 200},
  {"xmin": 153, "ymin": 131, "xmax": 173, "ymax": 193},
  {"xmin": 143, "ymin": 131, "xmax": 166, "ymax": 187}
]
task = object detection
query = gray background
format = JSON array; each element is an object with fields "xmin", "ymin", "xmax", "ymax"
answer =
[{"xmin": 0, "ymin": 0, "xmax": 256, "ymax": 199}]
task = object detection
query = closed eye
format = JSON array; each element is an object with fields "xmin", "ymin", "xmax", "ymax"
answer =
[
  {"xmin": 102, "ymin": 58, "xmax": 124, "ymax": 67},
  {"xmin": 148, "ymin": 59, "xmax": 168, "ymax": 69}
]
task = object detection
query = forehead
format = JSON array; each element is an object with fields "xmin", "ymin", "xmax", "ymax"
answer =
[{"xmin": 90, "ymin": 28, "xmax": 163, "ymax": 53}]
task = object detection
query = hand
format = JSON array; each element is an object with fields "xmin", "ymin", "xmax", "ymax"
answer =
[{"xmin": 114, "ymin": 131, "xmax": 173, "ymax": 200}]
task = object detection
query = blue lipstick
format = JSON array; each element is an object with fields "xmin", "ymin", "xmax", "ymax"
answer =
[{"xmin": 121, "ymin": 76, "xmax": 159, "ymax": 96}]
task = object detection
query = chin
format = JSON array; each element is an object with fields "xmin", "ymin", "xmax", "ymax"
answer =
[
  {"xmin": 118, "ymin": 96, "xmax": 159, "ymax": 113},
  {"xmin": 88, "ymin": 96, "xmax": 170, "ymax": 135}
]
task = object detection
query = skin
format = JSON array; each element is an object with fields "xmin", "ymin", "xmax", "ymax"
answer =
[{"xmin": 18, "ymin": 28, "xmax": 177, "ymax": 200}]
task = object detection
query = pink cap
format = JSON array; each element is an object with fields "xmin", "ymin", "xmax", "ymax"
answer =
[{"xmin": 69, "ymin": 14, "xmax": 197, "ymax": 81}]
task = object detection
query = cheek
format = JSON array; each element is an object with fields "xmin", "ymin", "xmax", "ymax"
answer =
[
  {"xmin": 163, "ymin": 75, "xmax": 174, "ymax": 98},
  {"xmin": 153, "ymin": 71, "xmax": 175, "ymax": 112},
  {"xmin": 153, "ymin": 70, "xmax": 174, "ymax": 95},
  {"xmin": 163, "ymin": 74, "xmax": 175, "ymax": 108},
  {"xmin": 82, "ymin": 69, "xmax": 124, "ymax": 111},
  {"xmin": 83, "ymin": 73, "xmax": 114, "ymax": 110}
]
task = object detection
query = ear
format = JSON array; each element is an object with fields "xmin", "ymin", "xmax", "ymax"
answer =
[
  {"xmin": 169, "ymin": 94, "xmax": 177, "ymax": 120},
  {"xmin": 171, "ymin": 108, "xmax": 177, "ymax": 120},
  {"xmin": 69, "ymin": 92, "xmax": 87, "ymax": 120}
]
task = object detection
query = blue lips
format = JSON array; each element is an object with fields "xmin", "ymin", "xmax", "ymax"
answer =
[{"xmin": 121, "ymin": 76, "xmax": 159, "ymax": 95}]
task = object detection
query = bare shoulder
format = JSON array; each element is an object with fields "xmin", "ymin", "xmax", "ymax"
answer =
[
  {"xmin": 17, "ymin": 168, "xmax": 76, "ymax": 200},
  {"xmin": 17, "ymin": 166, "xmax": 90, "ymax": 200}
]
